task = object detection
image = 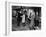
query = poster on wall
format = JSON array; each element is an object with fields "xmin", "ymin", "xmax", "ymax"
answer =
[
  {"xmin": 12, "ymin": 6, "xmax": 41, "ymax": 31},
  {"xmin": 5, "ymin": 1, "xmax": 43, "ymax": 35}
]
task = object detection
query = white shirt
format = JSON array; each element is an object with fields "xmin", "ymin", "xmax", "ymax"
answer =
[{"xmin": 22, "ymin": 14, "xmax": 25, "ymax": 23}]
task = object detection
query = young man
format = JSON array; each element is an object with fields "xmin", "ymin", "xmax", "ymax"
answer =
[
  {"xmin": 27, "ymin": 9, "xmax": 35, "ymax": 29},
  {"xmin": 17, "ymin": 11, "xmax": 23, "ymax": 26}
]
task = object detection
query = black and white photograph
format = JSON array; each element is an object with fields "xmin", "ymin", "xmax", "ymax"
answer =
[{"xmin": 12, "ymin": 6, "xmax": 41, "ymax": 31}]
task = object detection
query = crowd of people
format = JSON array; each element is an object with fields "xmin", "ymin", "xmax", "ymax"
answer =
[{"xmin": 12, "ymin": 7, "xmax": 41, "ymax": 31}]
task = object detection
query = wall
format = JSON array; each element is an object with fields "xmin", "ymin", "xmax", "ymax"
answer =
[{"xmin": 0, "ymin": 0, "xmax": 46, "ymax": 37}]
